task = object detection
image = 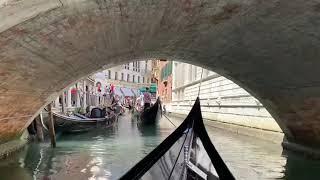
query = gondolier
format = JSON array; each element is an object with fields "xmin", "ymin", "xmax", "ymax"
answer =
[
  {"xmin": 143, "ymin": 87, "xmax": 151, "ymax": 110},
  {"xmin": 135, "ymin": 97, "xmax": 162, "ymax": 125},
  {"xmin": 110, "ymin": 83, "xmax": 115, "ymax": 98}
]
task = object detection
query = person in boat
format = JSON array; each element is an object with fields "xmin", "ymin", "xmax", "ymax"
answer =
[
  {"xmin": 128, "ymin": 97, "xmax": 133, "ymax": 110},
  {"xmin": 110, "ymin": 95, "xmax": 118, "ymax": 109},
  {"xmin": 134, "ymin": 95, "xmax": 144, "ymax": 111},
  {"xmin": 143, "ymin": 87, "xmax": 152, "ymax": 110},
  {"xmin": 109, "ymin": 83, "xmax": 115, "ymax": 99}
]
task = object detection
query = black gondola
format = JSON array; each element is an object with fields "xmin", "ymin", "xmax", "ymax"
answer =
[
  {"xmin": 120, "ymin": 98, "xmax": 235, "ymax": 180},
  {"xmin": 137, "ymin": 98, "xmax": 162, "ymax": 125},
  {"xmin": 51, "ymin": 111, "xmax": 117, "ymax": 133}
]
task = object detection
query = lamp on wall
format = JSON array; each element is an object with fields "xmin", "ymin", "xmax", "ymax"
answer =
[{"xmin": 215, "ymin": 96, "xmax": 221, "ymax": 108}]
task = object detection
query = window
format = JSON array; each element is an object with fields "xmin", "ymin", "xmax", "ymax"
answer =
[
  {"xmin": 133, "ymin": 61, "xmax": 136, "ymax": 71},
  {"xmin": 147, "ymin": 78, "xmax": 149, "ymax": 83},
  {"xmin": 143, "ymin": 77, "xmax": 145, "ymax": 83},
  {"xmin": 133, "ymin": 75, "xmax": 135, "ymax": 82},
  {"xmin": 138, "ymin": 76, "xmax": 140, "ymax": 83},
  {"xmin": 121, "ymin": 73, "xmax": 124, "ymax": 81},
  {"xmin": 108, "ymin": 70, "xmax": 111, "ymax": 79},
  {"xmin": 127, "ymin": 74, "xmax": 130, "ymax": 82},
  {"xmin": 115, "ymin": 72, "xmax": 118, "ymax": 80},
  {"xmin": 126, "ymin": 63, "xmax": 130, "ymax": 70},
  {"xmin": 132, "ymin": 62, "xmax": 135, "ymax": 71},
  {"xmin": 133, "ymin": 61, "xmax": 140, "ymax": 72}
]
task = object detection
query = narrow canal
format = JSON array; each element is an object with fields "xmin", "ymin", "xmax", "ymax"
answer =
[{"xmin": 0, "ymin": 112, "xmax": 319, "ymax": 180}]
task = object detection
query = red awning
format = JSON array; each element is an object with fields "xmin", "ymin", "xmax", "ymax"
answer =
[{"xmin": 71, "ymin": 88, "xmax": 77, "ymax": 94}]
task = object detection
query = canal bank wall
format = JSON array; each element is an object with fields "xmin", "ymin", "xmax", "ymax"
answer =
[
  {"xmin": 0, "ymin": 130, "xmax": 29, "ymax": 159},
  {"xmin": 167, "ymin": 112, "xmax": 284, "ymax": 144}
]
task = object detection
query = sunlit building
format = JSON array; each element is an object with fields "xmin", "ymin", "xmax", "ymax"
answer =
[
  {"xmin": 94, "ymin": 60, "xmax": 153, "ymax": 96},
  {"xmin": 157, "ymin": 60, "xmax": 173, "ymax": 103},
  {"xmin": 168, "ymin": 62, "xmax": 282, "ymax": 138}
]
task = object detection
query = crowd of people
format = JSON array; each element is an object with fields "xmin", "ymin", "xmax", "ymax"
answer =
[{"xmin": 102, "ymin": 84, "xmax": 154, "ymax": 114}]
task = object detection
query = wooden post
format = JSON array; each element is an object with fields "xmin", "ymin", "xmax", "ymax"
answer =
[
  {"xmin": 61, "ymin": 93, "xmax": 66, "ymax": 114},
  {"xmin": 35, "ymin": 115, "xmax": 44, "ymax": 142},
  {"xmin": 47, "ymin": 103, "xmax": 56, "ymax": 148},
  {"xmin": 83, "ymin": 80, "xmax": 87, "ymax": 109}
]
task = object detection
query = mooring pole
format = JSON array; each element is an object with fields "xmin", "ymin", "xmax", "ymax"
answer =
[
  {"xmin": 47, "ymin": 103, "xmax": 56, "ymax": 147},
  {"xmin": 61, "ymin": 93, "xmax": 66, "ymax": 114},
  {"xmin": 35, "ymin": 115, "xmax": 44, "ymax": 142}
]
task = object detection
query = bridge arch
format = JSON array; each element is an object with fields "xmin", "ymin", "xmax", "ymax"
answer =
[{"xmin": 1, "ymin": 0, "xmax": 320, "ymax": 150}]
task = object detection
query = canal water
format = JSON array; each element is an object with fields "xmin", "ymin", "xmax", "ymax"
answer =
[{"xmin": 0, "ymin": 112, "xmax": 319, "ymax": 180}]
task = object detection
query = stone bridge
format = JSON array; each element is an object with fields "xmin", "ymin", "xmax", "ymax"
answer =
[{"xmin": 1, "ymin": 0, "xmax": 320, "ymax": 152}]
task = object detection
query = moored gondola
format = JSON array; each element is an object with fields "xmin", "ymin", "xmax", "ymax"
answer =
[
  {"xmin": 137, "ymin": 98, "xmax": 162, "ymax": 125},
  {"xmin": 51, "ymin": 111, "xmax": 117, "ymax": 133},
  {"xmin": 120, "ymin": 98, "xmax": 235, "ymax": 180}
]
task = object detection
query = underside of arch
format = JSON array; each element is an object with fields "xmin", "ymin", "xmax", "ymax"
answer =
[{"xmin": 0, "ymin": 0, "xmax": 320, "ymax": 149}]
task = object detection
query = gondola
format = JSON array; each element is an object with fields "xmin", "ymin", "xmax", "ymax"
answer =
[
  {"xmin": 120, "ymin": 98, "xmax": 235, "ymax": 180},
  {"xmin": 137, "ymin": 98, "xmax": 162, "ymax": 125},
  {"xmin": 51, "ymin": 111, "xmax": 117, "ymax": 133}
]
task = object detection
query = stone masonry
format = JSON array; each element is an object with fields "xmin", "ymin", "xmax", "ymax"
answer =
[{"xmin": 0, "ymin": 0, "xmax": 320, "ymax": 150}]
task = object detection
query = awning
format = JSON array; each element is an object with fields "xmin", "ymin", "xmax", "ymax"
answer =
[
  {"xmin": 71, "ymin": 88, "xmax": 77, "ymax": 94},
  {"xmin": 139, "ymin": 87, "xmax": 146, "ymax": 92},
  {"xmin": 139, "ymin": 84, "xmax": 157, "ymax": 93},
  {"xmin": 121, "ymin": 87, "xmax": 134, "ymax": 97},
  {"xmin": 131, "ymin": 89, "xmax": 141, "ymax": 96},
  {"xmin": 114, "ymin": 87, "xmax": 124, "ymax": 96},
  {"xmin": 150, "ymin": 83, "xmax": 157, "ymax": 93}
]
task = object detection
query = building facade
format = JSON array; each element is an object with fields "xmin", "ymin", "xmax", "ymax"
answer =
[
  {"xmin": 52, "ymin": 60, "xmax": 153, "ymax": 112},
  {"xmin": 97, "ymin": 60, "xmax": 153, "ymax": 91},
  {"xmin": 168, "ymin": 62, "xmax": 282, "ymax": 135},
  {"xmin": 157, "ymin": 61, "xmax": 173, "ymax": 103}
]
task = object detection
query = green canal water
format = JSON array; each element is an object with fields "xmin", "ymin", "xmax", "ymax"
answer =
[{"xmin": 0, "ymin": 112, "xmax": 319, "ymax": 180}]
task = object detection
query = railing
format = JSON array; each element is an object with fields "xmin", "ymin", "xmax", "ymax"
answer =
[
  {"xmin": 172, "ymin": 74, "xmax": 220, "ymax": 92},
  {"xmin": 106, "ymin": 79, "xmax": 151, "ymax": 88},
  {"xmin": 171, "ymin": 94, "xmax": 252, "ymax": 102}
]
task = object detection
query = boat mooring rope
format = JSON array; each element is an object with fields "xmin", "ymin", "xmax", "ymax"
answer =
[
  {"xmin": 163, "ymin": 114, "xmax": 177, "ymax": 127},
  {"xmin": 40, "ymin": 112, "xmax": 48, "ymax": 131}
]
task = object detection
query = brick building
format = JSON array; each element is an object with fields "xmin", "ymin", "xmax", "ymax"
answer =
[{"xmin": 157, "ymin": 61, "xmax": 173, "ymax": 103}]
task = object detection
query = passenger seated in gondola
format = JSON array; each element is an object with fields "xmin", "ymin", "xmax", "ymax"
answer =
[
  {"xmin": 90, "ymin": 107, "xmax": 103, "ymax": 118},
  {"xmin": 101, "ymin": 107, "xmax": 106, "ymax": 117},
  {"xmin": 143, "ymin": 87, "xmax": 152, "ymax": 110}
]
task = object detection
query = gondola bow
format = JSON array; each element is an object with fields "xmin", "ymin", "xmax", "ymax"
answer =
[{"xmin": 120, "ymin": 98, "xmax": 235, "ymax": 180}]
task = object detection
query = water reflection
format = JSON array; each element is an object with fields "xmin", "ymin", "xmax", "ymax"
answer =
[
  {"xmin": 283, "ymin": 151, "xmax": 320, "ymax": 180},
  {"xmin": 137, "ymin": 124, "xmax": 158, "ymax": 137},
  {"xmin": 0, "ymin": 114, "xmax": 319, "ymax": 179}
]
